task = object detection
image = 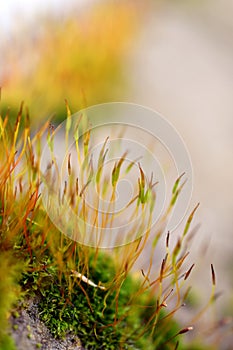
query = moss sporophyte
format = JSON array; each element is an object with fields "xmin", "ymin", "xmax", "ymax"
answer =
[{"xmin": 0, "ymin": 101, "xmax": 228, "ymax": 350}]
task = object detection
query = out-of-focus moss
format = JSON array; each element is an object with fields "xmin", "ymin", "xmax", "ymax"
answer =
[{"xmin": 1, "ymin": 2, "xmax": 140, "ymax": 123}]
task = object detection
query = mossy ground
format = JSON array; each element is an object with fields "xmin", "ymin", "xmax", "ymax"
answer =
[{"xmin": 20, "ymin": 248, "xmax": 180, "ymax": 350}]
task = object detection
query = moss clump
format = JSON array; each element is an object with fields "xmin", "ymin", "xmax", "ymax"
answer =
[
  {"xmin": 0, "ymin": 102, "xmax": 224, "ymax": 350},
  {"xmin": 0, "ymin": 253, "xmax": 22, "ymax": 350},
  {"xmin": 0, "ymin": 334, "xmax": 16, "ymax": 350},
  {"xmin": 21, "ymin": 251, "xmax": 180, "ymax": 350}
]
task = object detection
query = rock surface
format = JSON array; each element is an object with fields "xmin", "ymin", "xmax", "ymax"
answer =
[{"xmin": 10, "ymin": 299, "xmax": 85, "ymax": 350}]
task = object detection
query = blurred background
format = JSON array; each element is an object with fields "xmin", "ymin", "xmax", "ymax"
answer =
[
  {"xmin": 0, "ymin": 0, "xmax": 141, "ymax": 121},
  {"xmin": 0, "ymin": 0, "xmax": 232, "ymax": 346}
]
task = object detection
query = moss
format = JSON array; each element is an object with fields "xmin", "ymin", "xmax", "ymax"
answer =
[
  {"xmin": 0, "ymin": 253, "xmax": 22, "ymax": 350},
  {"xmin": 20, "ymin": 250, "xmax": 180, "ymax": 349},
  {"xmin": 0, "ymin": 102, "xmax": 224, "ymax": 350},
  {"xmin": 0, "ymin": 334, "xmax": 16, "ymax": 350}
]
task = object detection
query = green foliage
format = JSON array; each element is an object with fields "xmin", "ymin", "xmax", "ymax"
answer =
[
  {"xmin": 0, "ymin": 102, "xmax": 225, "ymax": 349},
  {"xmin": 20, "ymin": 251, "xmax": 179, "ymax": 350},
  {"xmin": 0, "ymin": 334, "xmax": 16, "ymax": 350},
  {"xmin": 0, "ymin": 253, "xmax": 21, "ymax": 350}
]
